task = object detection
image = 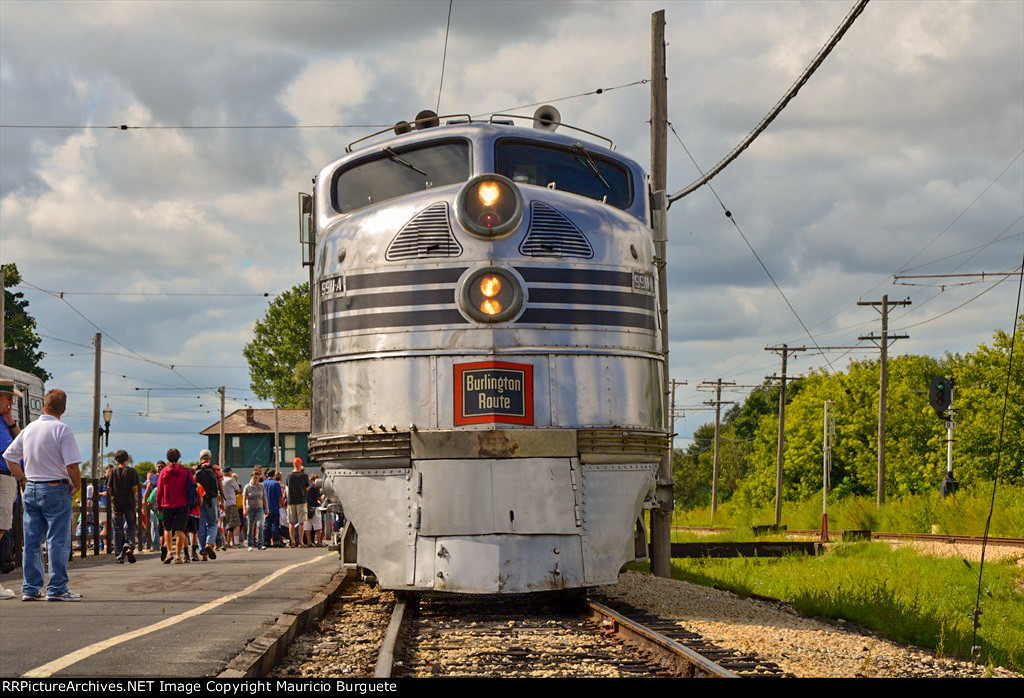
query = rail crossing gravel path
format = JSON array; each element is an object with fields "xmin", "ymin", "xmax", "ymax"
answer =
[{"xmin": 272, "ymin": 571, "xmax": 1021, "ymax": 678}]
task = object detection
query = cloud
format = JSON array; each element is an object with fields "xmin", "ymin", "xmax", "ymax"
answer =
[{"xmin": 1, "ymin": 0, "xmax": 1021, "ymax": 461}]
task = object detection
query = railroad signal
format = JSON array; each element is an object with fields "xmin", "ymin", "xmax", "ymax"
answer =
[{"xmin": 929, "ymin": 376, "xmax": 952, "ymax": 418}]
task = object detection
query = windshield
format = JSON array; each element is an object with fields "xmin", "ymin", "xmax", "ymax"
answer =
[
  {"xmin": 332, "ymin": 140, "xmax": 470, "ymax": 213},
  {"xmin": 494, "ymin": 140, "xmax": 633, "ymax": 210}
]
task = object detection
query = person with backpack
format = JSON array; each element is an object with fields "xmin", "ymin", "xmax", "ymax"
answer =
[
  {"xmin": 155, "ymin": 448, "xmax": 194, "ymax": 564},
  {"xmin": 193, "ymin": 450, "xmax": 223, "ymax": 561},
  {"xmin": 142, "ymin": 462, "xmax": 163, "ymax": 551}
]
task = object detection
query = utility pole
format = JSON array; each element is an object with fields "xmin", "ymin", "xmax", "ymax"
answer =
[
  {"xmin": 649, "ymin": 8, "xmax": 672, "ymax": 579},
  {"xmin": 274, "ymin": 406, "xmax": 281, "ymax": 474},
  {"xmin": 765, "ymin": 344, "xmax": 806, "ymax": 525},
  {"xmin": 91, "ymin": 333, "xmax": 102, "ymax": 480},
  {"xmin": 822, "ymin": 399, "xmax": 835, "ymax": 542},
  {"xmin": 697, "ymin": 380, "xmax": 735, "ymax": 518},
  {"xmin": 90, "ymin": 333, "xmax": 102, "ymax": 556},
  {"xmin": 858, "ymin": 295, "xmax": 911, "ymax": 507},
  {"xmin": 218, "ymin": 386, "xmax": 226, "ymax": 469},
  {"xmin": 668, "ymin": 378, "xmax": 688, "ymax": 452}
]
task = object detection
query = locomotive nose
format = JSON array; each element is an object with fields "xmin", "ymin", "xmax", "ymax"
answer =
[{"xmin": 456, "ymin": 173, "xmax": 523, "ymax": 238}]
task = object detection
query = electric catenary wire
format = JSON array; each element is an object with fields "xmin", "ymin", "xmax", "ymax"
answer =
[{"xmin": 667, "ymin": 0, "xmax": 869, "ymax": 204}]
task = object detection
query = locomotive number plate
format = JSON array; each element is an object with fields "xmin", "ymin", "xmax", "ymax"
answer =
[
  {"xmin": 320, "ymin": 274, "xmax": 344, "ymax": 298},
  {"xmin": 454, "ymin": 362, "xmax": 534, "ymax": 426},
  {"xmin": 632, "ymin": 271, "xmax": 655, "ymax": 296}
]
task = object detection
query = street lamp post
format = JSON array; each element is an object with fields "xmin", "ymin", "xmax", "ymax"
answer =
[{"xmin": 98, "ymin": 404, "xmax": 113, "ymax": 449}]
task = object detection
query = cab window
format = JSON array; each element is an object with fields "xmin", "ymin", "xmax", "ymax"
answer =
[
  {"xmin": 494, "ymin": 139, "xmax": 633, "ymax": 210},
  {"xmin": 332, "ymin": 140, "xmax": 470, "ymax": 214}
]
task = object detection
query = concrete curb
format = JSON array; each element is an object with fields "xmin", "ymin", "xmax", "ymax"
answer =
[{"xmin": 218, "ymin": 566, "xmax": 354, "ymax": 678}]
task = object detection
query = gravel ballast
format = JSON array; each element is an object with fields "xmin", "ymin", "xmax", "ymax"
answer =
[{"xmin": 603, "ymin": 571, "xmax": 1021, "ymax": 678}]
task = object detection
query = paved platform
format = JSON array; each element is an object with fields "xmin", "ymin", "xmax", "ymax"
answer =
[{"xmin": 0, "ymin": 546, "xmax": 342, "ymax": 678}]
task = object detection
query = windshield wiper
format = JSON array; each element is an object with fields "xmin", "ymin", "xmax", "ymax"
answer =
[
  {"xmin": 382, "ymin": 146, "xmax": 427, "ymax": 176},
  {"xmin": 570, "ymin": 143, "xmax": 609, "ymax": 189}
]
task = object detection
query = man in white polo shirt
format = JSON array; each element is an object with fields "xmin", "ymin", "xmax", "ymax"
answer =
[{"xmin": 3, "ymin": 389, "xmax": 83, "ymax": 602}]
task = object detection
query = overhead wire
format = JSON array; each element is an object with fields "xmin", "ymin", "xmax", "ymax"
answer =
[
  {"xmin": 669, "ymin": 123, "xmax": 846, "ymax": 384},
  {"xmin": 667, "ymin": 0, "xmax": 870, "ymax": 203},
  {"xmin": 0, "ymin": 80, "xmax": 649, "ymax": 132},
  {"xmin": 436, "ymin": 0, "xmax": 454, "ymax": 114}
]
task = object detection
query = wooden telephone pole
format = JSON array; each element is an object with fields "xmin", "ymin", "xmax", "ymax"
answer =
[
  {"xmin": 765, "ymin": 344, "xmax": 806, "ymax": 525},
  {"xmin": 697, "ymin": 380, "xmax": 735, "ymax": 518},
  {"xmin": 649, "ymin": 8, "xmax": 672, "ymax": 578},
  {"xmin": 858, "ymin": 295, "xmax": 910, "ymax": 507}
]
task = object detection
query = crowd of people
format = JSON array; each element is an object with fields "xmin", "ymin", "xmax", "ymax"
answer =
[
  {"xmin": 0, "ymin": 381, "xmax": 333, "ymax": 600},
  {"xmin": 143, "ymin": 450, "xmax": 328, "ymax": 564}
]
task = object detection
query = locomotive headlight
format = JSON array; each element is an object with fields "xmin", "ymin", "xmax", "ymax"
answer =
[
  {"xmin": 480, "ymin": 275, "xmax": 502, "ymax": 298},
  {"xmin": 459, "ymin": 266, "xmax": 524, "ymax": 323},
  {"xmin": 477, "ymin": 181, "xmax": 501, "ymax": 207},
  {"xmin": 457, "ymin": 174, "xmax": 523, "ymax": 238}
]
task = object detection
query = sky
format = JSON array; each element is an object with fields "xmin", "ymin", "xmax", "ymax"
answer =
[{"xmin": 1, "ymin": 0, "xmax": 1022, "ymax": 467}]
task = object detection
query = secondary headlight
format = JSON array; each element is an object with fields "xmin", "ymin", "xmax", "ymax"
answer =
[
  {"xmin": 459, "ymin": 266, "xmax": 524, "ymax": 323},
  {"xmin": 457, "ymin": 173, "xmax": 523, "ymax": 238}
]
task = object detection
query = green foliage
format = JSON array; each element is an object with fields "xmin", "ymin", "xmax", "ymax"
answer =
[
  {"xmin": 674, "ymin": 484, "xmax": 1024, "ymax": 537},
  {"xmin": 243, "ymin": 283, "xmax": 311, "ymax": 408},
  {"xmin": 2, "ymin": 263, "xmax": 50, "ymax": 382},
  {"xmin": 669, "ymin": 543, "xmax": 1024, "ymax": 672},
  {"xmin": 678, "ymin": 315, "xmax": 1023, "ymax": 513},
  {"xmin": 134, "ymin": 461, "xmax": 156, "ymax": 478},
  {"xmin": 945, "ymin": 315, "xmax": 1024, "ymax": 486}
]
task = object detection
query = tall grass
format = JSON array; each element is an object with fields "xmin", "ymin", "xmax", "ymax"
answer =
[
  {"xmin": 668, "ymin": 543, "xmax": 1024, "ymax": 672},
  {"xmin": 674, "ymin": 483, "xmax": 1024, "ymax": 536}
]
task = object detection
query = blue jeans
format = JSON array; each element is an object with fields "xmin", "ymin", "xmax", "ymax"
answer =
[
  {"xmin": 149, "ymin": 508, "xmax": 161, "ymax": 548},
  {"xmin": 22, "ymin": 481, "xmax": 72, "ymax": 596},
  {"xmin": 198, "ymin": 501, "xmax": 218, "ymax": 548},
  {"xmin": 113, "ymin": 509, "xmax": 136, "ymax": 553},
  {"xmin": 247, "ymin": 507, "xmax": 264, "ymax": 548},
  {"xmin": 264, "ymin": 511, "xmax": 280, "ymax": 546}
]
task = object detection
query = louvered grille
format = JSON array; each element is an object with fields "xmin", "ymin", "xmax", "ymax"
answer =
[
  {"xmin": 520, "ymin": 201, "xmax": 594, "ymax": 258},
  {"xmin": 386, "ymin": 202, "xmax": 463, "ymax": 261}
]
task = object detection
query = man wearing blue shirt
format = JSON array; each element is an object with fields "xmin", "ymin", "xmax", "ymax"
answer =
[{"xmin": 262, "ymin": 472, "xmax": 284, "ymax": 547}]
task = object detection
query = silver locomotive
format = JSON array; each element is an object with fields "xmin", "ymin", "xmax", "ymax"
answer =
[{"xmin": 302, "ymin": 108, "xmax": 667, "ymax": 593}]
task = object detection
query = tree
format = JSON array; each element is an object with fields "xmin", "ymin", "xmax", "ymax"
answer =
[
  {"xmin": 947, "ymin": 314, "xmax": 1024, "ymax": 486},
  {"xmin": 243, "ymin": 283, "xmax": 311, "ymax": 408},
  {"xmin": 2, "ymin": 263, "xmax": 50, "ymax": 381}
]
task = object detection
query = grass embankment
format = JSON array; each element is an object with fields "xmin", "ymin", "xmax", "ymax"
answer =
[
  {"xmin": 672, "ymin": 484, "xmax": 1024, "ymax": 536},
  {"xmin": 663, "ymin": 543, "xmax": 1023, "ymax": 672}
]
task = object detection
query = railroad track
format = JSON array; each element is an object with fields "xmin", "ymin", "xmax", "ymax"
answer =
[
  {"xmin": 374, "ymin": 591, "xmax": 787, "ymax": 678},
  {"xmin": 674, "ymin": 527, "xmax": 1024, "ymax": 548}
]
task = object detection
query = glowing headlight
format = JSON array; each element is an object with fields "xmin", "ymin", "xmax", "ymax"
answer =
[
  {"xmin": 459, "ymin": 266, "xmax": 524, "ymax": 323},
  {"xmin": 478, "ymin": 181, "xmax": 501, "ymax": 207},
  {"xmin": 480, "ymin": 275, "xmax": 502, "ymax": 298},
  {"xmin": 457, "ymin": 174, "xmax": 523, "ymax": 238}
]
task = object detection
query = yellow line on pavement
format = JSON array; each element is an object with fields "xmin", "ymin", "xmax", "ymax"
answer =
[{"xmin": 23, "ymin": 553, "xmax": 331, "ymax": 678}]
